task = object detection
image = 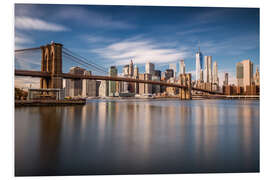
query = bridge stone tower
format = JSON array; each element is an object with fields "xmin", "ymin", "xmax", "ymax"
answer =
[
  {"xmin": 40, "ymin": 42, "xmax": 63, "ymax": 89},
  {"xmin": 179, "ymin": 73, "xmax": 192, "ymax": 100}
]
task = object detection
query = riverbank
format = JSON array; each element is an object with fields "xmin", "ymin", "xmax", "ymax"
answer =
[{"xmin": 15, "ymin": 99, "xmax": 86, "ymax": 106}]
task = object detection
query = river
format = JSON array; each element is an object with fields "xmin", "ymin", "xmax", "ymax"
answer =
[{"xmin": 15, "ymin": 99, "xmax": 259, "ymax": 176}]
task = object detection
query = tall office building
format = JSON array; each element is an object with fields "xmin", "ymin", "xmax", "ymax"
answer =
[
  {"xmin": 109, "ymin": 66, "xmax": 118, "ymax": 96},
  {"xmin": 145, "ymin": 62, "xmax": 155, "ymax": 75},
  {"xmin": 133, "ymin": 65, "xmax": 139, "ymax": 94},
  {"xmin": 179, "ymin": 59, "xmax": 185, "ymax": 75},
  {"xmin": 134, "ymin": 65, "xmax": 139, "ymax": 77},
  {"xmin": 223, "ymin": 73, "xmax": 229, "ymax": 86},
  {"xmin": 204, "ymin": 56, "xmax": 212, "ymax": 83},
  {"xmin": 123, "ymin": 65, "xmax": 129, "ymax": 76},
  {"xmin": 242, "ymin": 59, "xmax": 253, "ymax": 89},
  {"xmin": 129, "ymin": 60, "xmax": 134, "ymax": 77},
  {"xmin": 195, "ymin": 49, "xmax": 203, "ymax": 82},
  {"xmin": 236, "ymin": 62, "xmax": 244, "ymax": 87},
  {"xmin": 236, "ymin": 59, "xmax": 253, "ymax": 89},
  {"xmin": 82, "ymin": 70, "xmax": 96, "ymax": 97},
  {"xmin": 65, "ymin": 66, "xmax": 86, "ymax": 97},
  {"xmin": 200, "ymin": 69, "xmax": 204, "ymax": 82},
  {"xmin": 213, "ymin": 61, "xmax": 219, "ymax": 85},
  {"xmin": 169, "ymin": 63, "xmax": 177, "ymax": 77}
]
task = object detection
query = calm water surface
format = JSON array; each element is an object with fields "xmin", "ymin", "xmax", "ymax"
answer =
[{"xmin": 15, "ymin": 99, "xmax": 259, "ymax": 176}]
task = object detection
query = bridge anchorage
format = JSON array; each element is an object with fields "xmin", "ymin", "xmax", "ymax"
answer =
[{"xmin": 15, "ymin": 42, "xmax": 223, "ymax": 100}]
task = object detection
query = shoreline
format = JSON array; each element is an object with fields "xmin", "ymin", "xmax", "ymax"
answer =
[{"xmin": 15, "ymin": 96, "xmax": 259, "ymax": 107}]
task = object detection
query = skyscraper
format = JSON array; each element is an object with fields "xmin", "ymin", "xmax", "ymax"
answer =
[
  {"xmin": 145, "ymin": 62, "xmax": 155, "ymax": 75},
  {"xmin": 236, "ymin": 59, "xmax": 253, "ymax": 89},
  {"xmin": 109, "ymin": 66, "xmax": 118, "ymax": 96},
  {"xmin": 179, "ymin": 59, "xmax": 185, "ymax": 75},
  {"xmin": 213, "ymin": 61, "xmax": 219, "ymax": 85},
  {"xmin": 169, "ymin": 63, "xmax": 177, "ymax": 77},
  {"xmin": 134, "ymin": 65, "xmax": 139, "ymax": 77},
  {"xmin": 65, "ymin": 66, "xmax": 86, "ymax": 97},
  {"xmin": 254, "ymin": 66, "xmax": 260, "ymax": 86},
  {"xmin": 129, "ymin": 60, "xmax": 134, "ymax": 77},
  {"xmin": 223, "ymin": 73, "xmax": 229, "ymax": 86},
  {"xmin": 242, "ymin": 59, "xmax": 253, "ymax": 89},
  {"xmin": 123, "ymin": 65, "xmax": 129, "ymax": 76},
  {"xmin": 236, "ymin": 62, "xmax": 244, "ymax": 87},
  {"xmin": 196, "ymin": 48, "xmax": 203, "ymax": 82},
  {"xmin": 82, "ymin": 70, "xmax": 96, "ymax": 97},
  {"xmin": 204, "ymin": 56, "xmax": 212, "ymax": 83}
]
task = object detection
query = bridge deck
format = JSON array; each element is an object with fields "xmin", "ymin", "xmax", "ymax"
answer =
[{"xmin": 15, "ymin": 69, "xmax": 222, "ymax": 95}]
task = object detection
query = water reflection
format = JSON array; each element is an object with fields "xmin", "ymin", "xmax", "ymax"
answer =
[{"xmin": 15, "ymin": 100, "xmax": 259, "ymax": 176}]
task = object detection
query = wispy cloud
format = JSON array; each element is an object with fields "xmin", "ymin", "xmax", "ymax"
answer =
[
  {"xmin": 57, "ymin": 6, "xmax": 134, "ymax": 29},
  {"xmin": 199, "ymin": 34, "xmax": 259, "ymax": 56},
  {"xmin": 15, "ymin": 16, "xmax": 69, "ymax": 31},
  {"xmin": 92, "ymin": 36, "xmax": 189, "ymax": 65},
  {"xmin": 15, "ymin": 32, "xmax": 33, "ymax": 44},
  {"xmin": 83, "ymin": 35, "xmax": 118, "ymax": 43}
]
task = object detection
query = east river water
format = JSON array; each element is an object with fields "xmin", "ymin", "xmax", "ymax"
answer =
[{"xmin": 15, "ymin": 99, "xmax": 259, "ymax": 176}]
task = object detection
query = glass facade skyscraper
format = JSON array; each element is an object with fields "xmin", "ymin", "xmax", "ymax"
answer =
[{"xmin": 196, "ymin": 49, "xmax": 203, "ymax": 82}]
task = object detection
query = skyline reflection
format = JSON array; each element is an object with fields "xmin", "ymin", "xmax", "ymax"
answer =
[{"xmin": 15, "ymin": 99, "xmax": 259, "ymax": 176}]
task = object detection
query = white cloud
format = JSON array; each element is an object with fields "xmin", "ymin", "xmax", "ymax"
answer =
[
  {"xmin": 84, "ymin": 35, "xmax": 117, "ymax": 43},
  {"xmin": 15, "ymin": 16, "xmax": 69, "ymax": 31},
  {"xmin": 92, "ymin": 37, "xmax": 189, "ymax": 65}
]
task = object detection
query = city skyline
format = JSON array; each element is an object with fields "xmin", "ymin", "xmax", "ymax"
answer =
[{"xmin": 15, "ymin": 4, "xmax": 259, "ymax": 87}]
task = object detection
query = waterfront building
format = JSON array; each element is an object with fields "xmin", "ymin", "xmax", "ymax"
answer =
[
  {"xmin": 139, "ymin": 73, "xmax": 152, "ymax": 95},
  {"xmin": 196, "ymin": 49, "xmax": 203, "ymax": 82},
  {"xmin": 179, "ymin": 59, "xmax": 185, "ymax": 75},
  {"xmin": 169, "ymin": 63, "xmax": 177, "ymax": 77},
  {"xmin": 145, "ymin": 62, "xmax": 155, "ymax": 75},
  {"xmin": 82, "ymin": 70, "xmax": 96, "ymax": 97},
  {"xmin": 204, "ymin": 56, "xmax": 212, "ymax": 83},
  {"xmin": 99, "ymin": 80, "xmax": 109, "ymax": 97},
  {"xmin": 166, "ymin": 77, "xmax": 178, "ymax": 96},
  {"xmin": 152, "ymin": 75, "xmax": 161, "ymax": 94},
  {"xmin": 109, "ymin": 66, "xmax": 118, "ymax": 97},
  {"xmin": 65, "ymin": 66, "xmax": 86, "ymax": 97}
]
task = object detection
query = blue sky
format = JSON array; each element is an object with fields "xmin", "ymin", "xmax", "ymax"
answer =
[{"xmin": 15, "ymin": 4, "xmax": 259, "ymax": 84}]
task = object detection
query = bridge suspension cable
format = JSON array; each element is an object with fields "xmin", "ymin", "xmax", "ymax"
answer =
[
  {"xmin": 15, "ymin": 47, "xmax": 41, "ymax": 53},
  {"xmin": 62, "ymin": 47, "xmax": 108, "ymax": 74},
  {"xmin": 62, "ymin": 50, "xmax": 108, "ymax": 74}
]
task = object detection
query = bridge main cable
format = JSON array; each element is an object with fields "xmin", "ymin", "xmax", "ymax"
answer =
[{"xmin": 15, "ymin": 47, "xmax": 41, "ymax": 53}]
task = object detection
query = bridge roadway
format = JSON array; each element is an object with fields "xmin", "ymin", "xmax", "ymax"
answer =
[{"xmin": 15, "ymin": 69, "xmax": 222, "ymax": 95}]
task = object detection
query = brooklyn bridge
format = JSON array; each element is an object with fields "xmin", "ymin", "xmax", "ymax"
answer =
[{"xmin": 15, "ymin": 42, "xmax": 223, "ymax": 100}]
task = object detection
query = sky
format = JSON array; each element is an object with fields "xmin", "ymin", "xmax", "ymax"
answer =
[{"xmin": 14, "ymin": 4, "xmax": 259, "ymax": 87}]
